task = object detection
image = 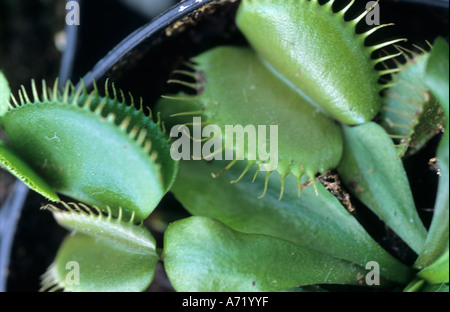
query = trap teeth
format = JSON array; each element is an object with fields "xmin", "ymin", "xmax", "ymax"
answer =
[{"xmin": 0, "ymin": 80, "xmax": 178, "ymax": 220}]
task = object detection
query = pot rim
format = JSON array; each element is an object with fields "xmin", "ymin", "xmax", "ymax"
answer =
[{"xmin": 79, "ymin": 0, "xmax": 230, "ymax": 90}]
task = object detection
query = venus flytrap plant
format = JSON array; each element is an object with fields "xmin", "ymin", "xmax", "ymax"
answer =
[{"xmin": 0, "ymin": 0, "xmax": 448, "ymax": 292}]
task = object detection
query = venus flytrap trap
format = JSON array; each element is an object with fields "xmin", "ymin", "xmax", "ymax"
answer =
[
  {"xmin": 0, "ymin": 80, "xmax": 177, "ymax": 221},
  {"xmin": 380, "ymin": 46, "xmax": 446, "ymax": 158},
  {"xmin": 163, "ymin": 46, "xmax": 343, "ymax": 198},
  {"xmin": 39, "ymin": 203, "xmax": 159, "ymax": 292},
  {"xmin": 235, "ymin": 0, "xmax": 404, "ymax": 125}
]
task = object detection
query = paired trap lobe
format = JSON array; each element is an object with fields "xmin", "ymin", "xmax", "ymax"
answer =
[
  {"xmin": 162, "ymin": 46, "xmax": 344, "ymax": 200},
  {"xmin": 39, "ymin": 201, "xmax": 159, "ymax": 292},
  {"xmin": 380, "ymin": 46, "xmax": 447, "ymax": 158},
  {"xmin": 0, "ymin": 80, "xmax": 177, "ymax": 222}
]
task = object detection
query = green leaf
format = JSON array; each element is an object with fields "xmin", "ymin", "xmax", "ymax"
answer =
[
  {"xmin": 163, "ymin": 216, "xmax": 370, "ymax": 292},
  {"xmin": 171, "ymin": 159, "xmax": 411, "ymax": 283},
  {"xmin": 337, "ymin": 122, "xmax": 427, "ymax": 254},
  {"xmin": 41, "ymin": 233, "xmax": 158, "ymax": 292},
  {"xmin": 0, "ymin": 71, "xmax": 10, "ymax": 115},
  {"xmin": 0, "ymin": 140, "xmax": 59, "ymax": 202},
  {"xmin": 418, "ymin": 249, "xmax": 449, "ymax": 284},
  {"xmin": 415, "ymin": 38, "xmax": 449, "ymax": 269}
]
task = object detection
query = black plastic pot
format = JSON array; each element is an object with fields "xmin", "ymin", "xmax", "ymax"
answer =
[{"xmin": 0, "ymin": 0, "xmax": 448, "ymax": 292}]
